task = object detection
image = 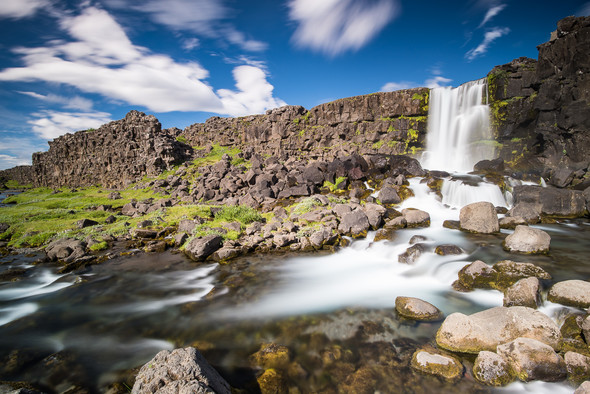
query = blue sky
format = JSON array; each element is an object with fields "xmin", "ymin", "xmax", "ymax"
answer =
[{"xmin": 0, "ymin": 0, "xmax": 588, "ymax": 170}]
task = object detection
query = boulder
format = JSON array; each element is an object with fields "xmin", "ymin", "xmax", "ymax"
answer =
[
  {"xmin": 455, "ymin": 260, "xmax": 497, "ymax": 290},
  {"xmin": 45, "ymin": 238, "xmax": 87, "ymax": 262},
  {"xmin": 459, "ymin": 202, "xmax": 499, "ymax": 234},
  {"xmin": 436, "ymin": 306, "xmax": 561, "ymax": 354},
  {"xmin": 493, "ymin": 260, "xmax": 551, "ymax": 287},
  {"xmin": 398, "ymin": 243, "xmax": 426, "ymax": 265},
  {"xmin": 131, "ymin": 347, "xmax": 231, "ymax": 394},
  {"xmin": 496, "ymin": 337, "xmax": 567, "ymax": 382},
  {"xmin": 548, "ymin": 280, "xmax": 590, "ymax": 308},
  {"xmin": 504, "ymin": 225, "xmax": 550, "ymax": 254},
  {"xmin": 77, "ymin": 218, "xmax": 98, "ymax": 229},
  {"xmin": 503, "ymin": 277, "xmax": 540, "ymax": 309},
  {"xmin": 434, "ymin": 244, "xmax": 463, "ymax": 255},
  {"xmin": 583, "ymin": 316, "xmax": 590, "ymax": 345},
  {"xmin": 511, "ymin": 185, "xmax": 587, "ymax": 219},
  {"xmin": 362, "ymin": 203, "xmax": 386, "ymax": 230},
  {"xmin": 378, "ymin": 186, "xmax": 401, "ymax": 204},
  {"xmin": 337, "ymin": 210, "xmax": 370, "ymax": 238},
  {"xmin": 410, "ymin": 349, "xmax": 463, "ymax": 382},
  {"xmin": 395, "ymin": 296, "xmax": 443, "ymax": 321},
  {"xmin": 474, "ymin": 158, "xmax": 505, "ymax": 174},
  {"xmin": 576, "ymin": 381, "xmax": 590, "ymax": 394},
  {"xmin": 473, "ymin": 351, "xmax": 514, "ymax": 386},
  {"xmin": 401, "ymin": 208, "xmax": 430, "ymax": 228},
  {"xmin": 499, "ymin": 216, "xmax": 527, "ymax": 229},
  {"xmin": 565, "ymin": 352, "xmax": 590, "ymax": 383},
  {"xmin": 184, "ymin": 235, "xmax": 223, "ymax": 261}
]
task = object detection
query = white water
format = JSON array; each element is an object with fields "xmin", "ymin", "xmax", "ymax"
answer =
[{"xmin": 422, "ymin": 78, "xmax": 493, "ymax": 172}]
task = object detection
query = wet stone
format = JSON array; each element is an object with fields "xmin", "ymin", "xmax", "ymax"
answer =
[
  {"xmin": 497, "ymin": 337, "xmax": 567, "ymax": 382},
  {"xmin": 548, "ymin": 280, "xmax": 590, "ymax": 309},
  {"xmin": 395, "ymin": 296, "xmax": 443, "ymax": 321},
  {"xmin": 435, "ymin": 244, "xmax": 463, "ymax": 255},
  {"xmin": 398, "ymin": 243, "xmax": 427, "ymax": 265},
  {"xmin": 504, "ymin": 225, "xmax": 551, "ymax": 254},
  {"xmin": 410, "ymin": 349, "xmax": 463, "ymax": 382},
  {"xmin": 473, "ymin": 351, "xmax": 514, "ymax": 386}
]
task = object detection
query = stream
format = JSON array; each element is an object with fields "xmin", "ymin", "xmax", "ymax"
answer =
[{"xmin": 1, "ymin": 176, "xmax": 589, "ymax": 393}]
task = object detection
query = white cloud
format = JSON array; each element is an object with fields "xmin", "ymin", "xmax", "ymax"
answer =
[
  {"xmin": 0, "ymin": 137, "xmax": 48, "ymax": 169},
  {"xmin": 18, "ymin": 91, "xmax": 94, "ymax": 111},
  {"xmin": 0, "ymin": 7, "xmax": 226, "ymax": 113},
  {"xmin": 182, "ymin": 38, "xmax": 200, "ymax": 51},
  {"xmin": 577, "ymin": 2, "xmax": 590, "ymax": 16},
  {"xmin": 465, "ymin": 27, "xmax": 510, "ymax": 61},
  {"xmin": 217, "ymin": 65, "xmax": 287, "ymax": 116},
  {"xmin": 105, "ymin": 0, "xmax": 266, "ymax": 52},
  {"xmin": 380, "ymin": 81, "xmax": 416, "ymax": 92},
  {"xmin": 0, "ymin": 0, "xmax": 48, "ymax": 19},
  {"xmin": 288, "ymin": 0, "xmax": 400, "ymax": 56},
  {"xmin": 28, "ymin": 110, "xmax": 112, "ymax": 140},
  {"xmin": 425, "ymin": 76, "xmax": 452, "ymax": 88},
  {"xmin": 478, "ymin": 4, "xmax": 506, "ymax": 28}
]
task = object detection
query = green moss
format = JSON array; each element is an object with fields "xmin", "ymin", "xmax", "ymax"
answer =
[
  {"xmin": 89, "ymin": 241, "xmax": 108, "ymax": 251},
  {"xmin": 175, "ymin": 135, "xmax": 188, "ymax": 144},
  {"xmin": 191, "ymin": 144, "xmax": 242, "ymax": 168},
  {"xmin": 291, "ymin": 197, "xmax": 322, "ymax": 215},
  {"xmin": 323, "ymin": 176, "xmax": 347, "ymax": 192},
  {"xmin": 4, "ymin": 180, "xmax": 33, "ymax": 189},
  {"xmin": 372, "ymin": 140, "xmax": 384, "ymax": 149},
  {"xmin": 213, "ymin": 205, "xmax": 262, "ymax": 226}
]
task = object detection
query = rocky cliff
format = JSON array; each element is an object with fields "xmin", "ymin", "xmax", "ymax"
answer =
[
  {"xmin": 488, "ymin": 16, "xmax": 590, "ymax": 187},
  {"xmin": 183, "ymin": 88, "xmax": 429, "ymax": 161},
  {"xmin": 2, "ymin": 111, "xmax": 193, "ymax": 189}
]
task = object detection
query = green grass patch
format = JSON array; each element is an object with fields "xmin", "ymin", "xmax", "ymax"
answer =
[
  {"xmin": 89, "ymin": 241, "xmax": 108, "ymax": 251},
  {"xmin": 323, "ymin": 176, "xmax": 347, "ymax": 192},
  {"xmin": 175, "ymin": 135, "xmax": 188, "ymax": 144},
  {"xmin": 291, "ymin": 197, "xmax": 322, "ymax": 215},
  {"xmin": 4, "ymin": 180, "xmax": 33, "ymax": 189},
  {"xmin": 213, "ymin": 205, "xmax": 262, "ymax": 226}
]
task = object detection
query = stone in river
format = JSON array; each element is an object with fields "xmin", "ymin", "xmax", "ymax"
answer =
[
  {"xmin": 473, "ymin": 350, "xmax": 514, "ymax": 386},
  {"xmin": 503, "ymin": 225, "xmax": 550, "ymax": 254},
  {"xmin": 459, "ymin": 201, "xmax": 499, "ymax": 234},
  {"xmin": 496, "ymin": 337, "xmax": 567, "ymax": 382},
  {"xmin": 395, "ymin": 296, "xmax": 443, "ymax": 321},
  {"xmin": 548, "ymin": 280, "xmax": 590, "ymax": 309},
  {"xmin": 410, "ymin": 348, "xmax": 463, "ymax": 382}
]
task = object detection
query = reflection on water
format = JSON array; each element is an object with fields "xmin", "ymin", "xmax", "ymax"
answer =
[{"xmin": 0, "ymin": 180, "xmax": 588, "ymax": 392}]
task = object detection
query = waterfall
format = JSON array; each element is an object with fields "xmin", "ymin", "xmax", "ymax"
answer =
[{"xmin": 421, "ymin": 78, "xmax": 493, "ymax": 172}]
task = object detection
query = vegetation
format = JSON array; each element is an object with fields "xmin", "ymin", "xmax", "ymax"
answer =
[
  {"xmin": 4, "ymin": 180, "xmax": 33, "ymax": 189},
  {"xmin": 175, "ymin": 135, "xmax": 189, "ymax": 144},
  {"xmin": 323, "ymin": 176, "xmax": 347, "ymax": 192}
]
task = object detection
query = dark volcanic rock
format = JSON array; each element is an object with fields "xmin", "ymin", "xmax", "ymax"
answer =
[{"xmin": 184, "ymin": 235, "xmax": 223, "ymax": 261}]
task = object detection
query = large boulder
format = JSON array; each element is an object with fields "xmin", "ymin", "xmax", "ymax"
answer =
[
  {"xmin": 548, "ymin": 280, "xmax": 590, "ymax": 308},
  {"xmin": 473, "ymin": 351, "xmax": 514, "ymax": 386},
  {"xmin": 337, "ymin": 210, "xmax": 370, "ymax": 238},
  {"xmin": 503, "ymin": 277, "xmax": 541, "ymax": 309},
  {"xmin": 395, "ymin": 296, "xmax": 443, "ymax": 321},
  {"xmin": 45, "ymin": 238, "xmax": 87, "ymax": 262},
  {"xmin": 184, "ymin": 235, "xmax": 223, "ymax": 261},
  {"xmin": 132, "ymin": 347, "xmax": 231, "ymax": 394},
  {"xmin": 503, "ymin": 225, "xmax": 550, "ymax": 254},
  {"xmin": 496, "ymin": 337, "xmax": 567, "ymax": 382},
  {"xmin": 401, "ymin": 208, "xmax": 430, "ymax": 228},
  {"xmin": 436, "ymin": 306, "xmax": 561, "ymax": 354},
  {"xmin": 378, "ymin": 186, "xmax": 401, "ymax": 204},
  {"xmin": 566, "ymin": 352, "xmax": 590, "ymax": 384},
  {"xmin": 511, "ymin": 185, "xmax": 587, "ymax": 219},
  {"xmin": 455, "ymin": 260, "xmax": 497, "ymax": 290},
  {"xmin": 459, "ymin": 202, "xmax": 499, "ymax": 234}
]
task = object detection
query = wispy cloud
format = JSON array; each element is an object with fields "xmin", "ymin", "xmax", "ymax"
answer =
[
  {"xmin": 288, "ymin": 0, "xmax": 400, "ymax": 56},
  {"xmin": 18, "ymin": 91, "xmax": 94, "ymax": 111},
  {"xmin": 380, "ymin": 81, "xmax": 416, "ymax": 92},
  {"xmin": 0, "ymin": 0, "xmax": 48, "ymax": 19},
  {"xmin": 425, "ymin": 76, "xmax": 453, "ymax": 88},
  {"xmin": 105, "ymin": 0, "xmax": 266, "ymax": 52},
  {"xmin": 478, "ymin": 4, "xmax": 506, "ymax": 28},
  {"xmin": 0, "ymin": 136, "xmax": 48, "ymax": 169},
  {"xmin": 0, "ymin": 6, "xmax": 283, "ymax": 116},
  {"xmin": 465, "ymin": 27, "xmax": 510, "ymax": 61},
  {"xmin": 28, "ymin": 110, "xmax": 112, "ymax": 139}
]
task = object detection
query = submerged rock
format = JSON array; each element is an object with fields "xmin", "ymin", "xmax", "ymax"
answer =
[
  {"xmin": 250, "ymin": 343, "xmax": 291, "ymax": 369},
  {"xmin": 504, "ymin": 225, "xmax": 551, "ymax": 254},
  {"xmin": 410, "ymin": 348, "xmax": 463, "ymax": 382},
  {"xmin": 473, "ymin": 350, "xmax": 514, "ymax": 386},
  {"xmin": 395, "ymin": 296, "xmax": 443, "ymax": 321},
  {"xmin": 436, "ymin": 306, "xmax": 561, "ymax": 354},
  {"xmin": 548, "ymin": 280, "xmax": 590, "ymax": 308},
  {"xmin": 132, "ymin": 347, "xmax": 231, "ymax": 394},
  {"xmin": 459, "ymin": 201, "xmax": 499, "ymax": 234},
  {"xmin": 434, "ymin": 244, "xmax": 463, "ymax": 255},
  {"xmin": 496, "ymin": 337, "xmax": 567, "ymax": 382},
  {"xmin": 398, "ymin": 243, "xmax": 426, "ymax": 265}
]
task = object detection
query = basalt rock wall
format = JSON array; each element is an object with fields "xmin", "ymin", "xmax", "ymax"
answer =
[
  {"xmin": 24, "ymin": 111, "xmax": 192, "ymax": 189},
  {"xmin": 488, "ymin": 16, "xmax": 590, "ymax": 186},
  {"xmin": 182, "ymin": 88, "xmax": 430, "ymax": 161}
]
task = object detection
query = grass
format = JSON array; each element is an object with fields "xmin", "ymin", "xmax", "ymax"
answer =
[
  {"xmin": 4, "ymin": 180, "xmax": 33, "ymax": 189},
  {"xmin": 213, "ymin": 205, "xmax": 262, "ymax": 226},
  {"xmin": 192, "ymin": 144, "xmax": 243, "ymax": 168},
  {"xmin": 323, "ymin": 176, "xmax": 347, "ymax": 192},
  {"xmin": 291, "ymin": 197, "xmax": 323, "ymax": 215}
]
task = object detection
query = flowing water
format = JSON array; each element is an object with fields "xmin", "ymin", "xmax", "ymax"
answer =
[{"xmin": 1, "ymin": 81, "xmax": 588, "ymax": 392}]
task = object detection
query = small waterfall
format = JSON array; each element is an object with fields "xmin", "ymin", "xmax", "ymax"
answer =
[{"xmin": 421, "ymin": 79, "xmax": 493, "ymax": 173}]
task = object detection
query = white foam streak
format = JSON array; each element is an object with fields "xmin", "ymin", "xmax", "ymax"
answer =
[
  {"xmin": 441, "ymin": 178, "xmax": 508, "ymax": 208},
  {"xmin": 0, "ymin": 302, "xmax": 38, "ymax": 326},
  {"xmin": 0, "ymin": 269, "xmax": 74, "ymax": 301}
]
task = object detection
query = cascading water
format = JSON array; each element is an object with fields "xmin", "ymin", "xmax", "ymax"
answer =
[{"xmin": 422, "ymin": 78, "xmax": 494, "ymax": 173}]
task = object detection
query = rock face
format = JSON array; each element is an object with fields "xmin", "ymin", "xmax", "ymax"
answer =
[
  {"xmin": 488, "ymin": 16, "xmax": 590, "ymax": 180},
  {"xmin": 510, "ymin": 186, "xmax": 587, "ymax": 220},
  {"xmin": 548, "ymin": 280, "xmax": 590, "ymax": 308},
  {"xmin": 436, "ymin": 306, "xmax": 561, "ymax": 354},
  {"xmin": 459, "ymin": 202, "xmax": 499, "ymax": 234},
  {"xmin": 395, "ymin": 296, "xmax": 443, "ymax": 321},
  {"xmin": 496, "ymin": 337, "xmax": 567, "ymax": 382},
  {"xmin": 504, "ymin": 225, "xmax": 551, "ymax": 254},
  {"xmin": 24, "ymin": 111, "xmax": 192, "ymax": 188},
  {"xmin": 132, "ymin": 347, "xmax": 231, "ymax": 394}
]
